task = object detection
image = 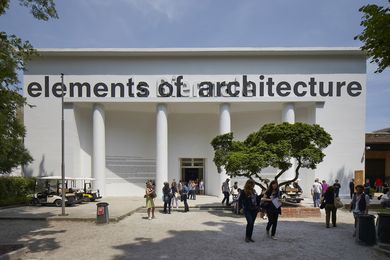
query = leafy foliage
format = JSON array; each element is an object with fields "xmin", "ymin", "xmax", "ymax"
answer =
[
  {"xmin": 211, "ymin": 123, "xmax": 332, "ymax": 189},
  {"xmin": 0, "ymin": 0, "xmax": 58, "ymax": 173},
  {"xmin": 355, "ymin": 1, "xmax": 390, "ymax": 73},
  {"xmin": 0, "ymin": 176, "xmax": 36, "ymax": 206}
]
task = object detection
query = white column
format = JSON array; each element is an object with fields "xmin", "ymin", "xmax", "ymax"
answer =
[
  {"xmin": 219, "ymin": 103, "xmax": 231, "ymax": 195},
  {"xmin": 156, "ymin": 103, "xmax": 168, "ymax": 197},
  {"xmin": 282, "ymin": 103, "xmax": 295, "ymax": 181},
  {"xmin": 93, "ymin": 104, "xmax": 106, "ymax": 196}
]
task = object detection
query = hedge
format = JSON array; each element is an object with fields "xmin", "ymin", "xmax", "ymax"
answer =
[{"xmin": 0, "ymin": 176, "xmax": 36, "ymax": 206}]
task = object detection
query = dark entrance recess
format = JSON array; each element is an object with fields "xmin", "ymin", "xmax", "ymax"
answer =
[
  {"xmin": 183, "ymin": 168, "xmax": 200, "ymax": 183},
  {"xmin": 365, "ymin": 159, "xmax": 385, "ymax": 183},
  {"xmin": 180, "ymin": 158, "xmax": 205, "ymax": 185}
]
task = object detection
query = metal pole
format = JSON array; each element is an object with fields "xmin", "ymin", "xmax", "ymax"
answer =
[{"xmin": 60, "ymin": 73, "xmax": 66, "ymax": 216}]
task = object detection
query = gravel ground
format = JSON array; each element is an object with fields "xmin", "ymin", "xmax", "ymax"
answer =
[{"xmin": 0, "ymin": 209, "xmax": 387, "ymax": 260}]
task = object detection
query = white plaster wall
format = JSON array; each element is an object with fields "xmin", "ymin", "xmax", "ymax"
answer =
[
  {"xmin": 168, "ymin": 113, "xmax": 219, "ymax": 196},
  {"xmin": 105, "ymin": 110, "xmax": 155, "ymax": 196},
  {"xmin": 315, "ymin": 94, "xmax": 366, "ymax": 197}
]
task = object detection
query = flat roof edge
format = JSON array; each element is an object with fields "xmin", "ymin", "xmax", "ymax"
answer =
[{"xmin": 34, "ymin": 47, "xmax": 366, "ymax": 57}]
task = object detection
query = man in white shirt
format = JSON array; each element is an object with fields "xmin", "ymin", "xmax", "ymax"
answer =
[
  {"xmin": 221, "ymin": 178, "xmax": 230, "ymax": 206},
  {"xmin": 311, "ymin": 178, "xmax": 322, "ymax": 207}
]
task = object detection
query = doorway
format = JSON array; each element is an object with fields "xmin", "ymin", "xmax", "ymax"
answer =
[{"xmin": 180, "ymin": 158, "xmax": 205, "ymax": 184}]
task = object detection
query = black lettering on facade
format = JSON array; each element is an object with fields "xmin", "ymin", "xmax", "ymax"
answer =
[
  {"xmin": 158, "ymin": 82, "xmax": 173, "ymax": 97},
  {"xmin": 175, "ymin": 76, "xmax": 184, "ymax": 97},
  {"xmin": 94, "ymin": 82, "xmax": 108, "ymax": 97},
  {"xmin": 319, "ymin": 82, "xmax": 333, "ymax": 97},
  {"xmin": 336, "ymin": 81, "xmax": 346, "ymax": 97},
  {"xmin": 308, "ymin": 77, "xmax": 317, "ymax": 97},
  {"xmin": 276, "ymin": 81, "xmax": 291, "ymax": 97},
  {"xmin": 216, "ymin": 81, "xmax": 226, "ymax": 97},
  {"xmin": 347, "ymin": 81, "xmax": 362, "ymax": 97},
  {"xmin": 266, "ymin": 77, "xmax": 275, "ymax": 96},
  {"xmin": 52, "ymin": 82, "xmax": 66, "ymax": 97},
  {"xmin": 243, "ymin": 75, "xmax": 256, "ymax": 97},
  {"xmin": 293, "ymin": 81, "xmax": 307, "ymax": 97},
  {"xmin": 227, "ymin": 81, "xmax": 239, "ymax": 97},
  {"xmin": 137, "ymin": 82, "xmax": 149, "ymax": 97},
  {"xmin": 70, "ymin": 82, "xmax": 91, "ymax": 97},
  {"xmin": 198, "ymin": 82, "xmax": 214, "ymax": 97},
  {"xmin": 127, "ymin": 78, "xmax": 135, "ymax": 97},
  {"xmin": 111, "ymin": 83, "xmax": 125, "ymax": 97},
  {"xmin": 27, "ymin": 82, "xmax": 42, "ymax": 97}
]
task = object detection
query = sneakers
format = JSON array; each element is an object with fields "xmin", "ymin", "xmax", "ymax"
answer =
[
  {"xmin": 148, "ymin": 217, "xmax": 152, "ymax": 220},
  {"xmin": 271, "ymin": 236, "xmax": 277, "ymax": 240}
]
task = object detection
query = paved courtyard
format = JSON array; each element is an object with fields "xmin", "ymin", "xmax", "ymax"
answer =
[{"xmin": 0, "ymin": 207, "xmax": 387, "ymax": 260}]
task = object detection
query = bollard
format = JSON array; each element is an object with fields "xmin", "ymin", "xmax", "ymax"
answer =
[
  {"xmin": 96, "ymin": 202, "xmax": 109, "ymax": 224},
  {"xmin": 356, "ymin": 214, "xmax": 376, "ymax": 245},
  {"xmin": 377, "ymin": 213, "xmax": 390, "ymax": 243}
]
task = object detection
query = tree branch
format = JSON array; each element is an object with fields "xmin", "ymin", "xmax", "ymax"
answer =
[{"xmin": 278, "ymin": 159, "xmax": 302, "ymax": 187}]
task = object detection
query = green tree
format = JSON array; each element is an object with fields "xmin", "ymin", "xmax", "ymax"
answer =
[
  {"xmin": 355, "ymin": 1, "xmax": 390, "ymax": 73},
  {"xmin": 211, "ymin": 123, "xmax": 332, "ymax": 190},
  {"xmin": 0, "ymin": 0, "xmax": 58, "ymax": 173}
]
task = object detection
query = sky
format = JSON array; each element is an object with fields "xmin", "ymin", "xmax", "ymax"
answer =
[{"xmin": 1, "ymin": 0, "xmax": 389, "ymax": 132}]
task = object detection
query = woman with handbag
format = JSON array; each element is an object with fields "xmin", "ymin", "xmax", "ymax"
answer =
[
  {"xmin": 322, "ymin": 186, "xmax": 337, "ymax": 228},
  {"xmin": 145, "ymin": 181, "xmax": 156, "ymax": 220},
  {"xmin": 238, "ymin": 179, "xmax": 258, "ymax": 242},
  {"xmin": 261, "ymin": 180, "xmax": 282, "ymax": 240}
]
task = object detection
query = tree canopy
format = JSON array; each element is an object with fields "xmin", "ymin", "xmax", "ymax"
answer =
[
  {"xmin": 0, "ymin": 0, "xmax": 58, "ymax": 173},
  {"xmin": 211, "ymin": 123, "xmax": 332, "ymax": 190},
  {"xmin": 355, "ymin": 1, "xmax": 390, "ymax": 73}
]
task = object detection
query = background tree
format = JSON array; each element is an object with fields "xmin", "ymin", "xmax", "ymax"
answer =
[
  {"xmin": 211, "ymin": 123, "xmax": 332, "ymax": 190},
  {"xmin": 0, "ymin": 0, "xmax": 58, "ymax": 173},
  {"xmin": 355, "ymin": 1, "xmax": 390, "ymax": 73}
]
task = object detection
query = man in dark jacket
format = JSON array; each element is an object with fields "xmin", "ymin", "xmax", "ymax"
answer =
[
  {"xmin": 349, "ymin": 179, "xmax": 355, "ymax": 199},
  {"xmin": 350, "ymin": 185, "xmax": 370, "ymax": 237}
]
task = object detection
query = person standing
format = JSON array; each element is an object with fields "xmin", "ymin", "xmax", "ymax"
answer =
[
  {"xmin": 350, "ymin": 185, "xmax": 370, "ymax": 237},
  {"xmin": 171, "ymin": 180, "xmax": 179, "ymax": 209},
  {"xmin": 199, "ymin": 179, "xmax": 205, "ymax": 195},
  {"xmin": 221, "ymin": 178, "xmax": 230, "ymax": 206},
  {"xmin": 238, "ymin": 179, "xmax": 258, "ymax": 242},
  {"xmin": 162, "ymin": 182, "xmax": 172, "ymax": 214},
  {"xmin": 311, "ymin": 178, "xmax": 322, "ymax": 207},
  {"xmin": 349, "ymin": 179, "xmax": 355, "ymax": 199},
  {"xmin": 375, "ymin": 178, "xmax": 383, "ymax": 192},
  {"xmin": 145, "ymin": 181, "xmax": 156, "ymax": 220},
  {"xmin": 262, "ymin": 180, "xmax": 282, "ymax": 240},
  {"xmin": 321, "ymin": 180, "xmax": 329, "ymax": 195},
  {"xmin": 230, "ymin": 181, "xmax": 240, "ymax": 201},
  {"xmin": 364, "ymin": 178, "xmax": 371, "ymax": 198},
  {"xmin": 181, "ymin": 182, "xmax": 189, "ymax": 212},
  {"xmin": 333, "ymin": 179, "xmax": 341, "ymax": 197},
  {"xmin": 323, "ymin": 186, "xmax": 337, "ymax": 228}
]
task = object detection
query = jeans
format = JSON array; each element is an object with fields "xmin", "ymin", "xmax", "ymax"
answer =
[
  {"xmin": 222, "ymin": 191, "xmax": 230, "ymax": 206},
  {"xmin": 313, "ymin": 192, "xmax": 321, "ymax": 207},
  {"xmin": 266, "ymin": 210, "xmax": 279, "ymax": 236},
  {"xmin": 325, "ymin": 204, "xmax": 337, "ymax": 227},
  {"xmin": 244, "ymin": 209, "xmax": 257, "ymax": 239},
  {"xmin": 163, "ymin": 197, "xmax": 171, "ymax": 213},
  {"xmin": 182, "ymin": 194, "xmax": 189, "ymax": 212}
]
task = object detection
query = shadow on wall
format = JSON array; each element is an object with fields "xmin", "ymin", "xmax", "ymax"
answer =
[
  {"xmin": 328, "ymin": 166, "xmax": 354, "ymax": 197},
  {"xmin": 23, "ymin": 155, "xmax": 50, "ymax": 177}
]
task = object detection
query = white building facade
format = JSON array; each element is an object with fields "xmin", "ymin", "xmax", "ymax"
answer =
[{"xmin": 23, "ymin": 48, "xmax": 366, "ymax": 198}]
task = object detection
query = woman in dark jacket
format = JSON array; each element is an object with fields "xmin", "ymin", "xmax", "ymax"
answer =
[
  {"xmin": 238, "ymin": 179, "xmax": 258, "ymax": 242},
  {"xmin": 162, "ymin": 182, "xmax": 172, "ymax": 214},
  {"xmin": 261, "ymin": 180, "xmax": 282, "ymax": 240},
  {"xmin": 322, "ymin": 186, "xmax": 336, "ymax": 228}
]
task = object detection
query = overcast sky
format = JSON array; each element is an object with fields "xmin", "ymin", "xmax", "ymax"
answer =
[{"xmin": 1, "ymin": 0, "xmax": 389, "ymax": 131}]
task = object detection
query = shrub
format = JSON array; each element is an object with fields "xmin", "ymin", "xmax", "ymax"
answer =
[{"xmin": 0, "ymin": 176, "xmax": 36, "ymax": 206}]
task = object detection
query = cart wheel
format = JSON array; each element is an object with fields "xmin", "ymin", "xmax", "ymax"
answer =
[
  {"xmin": 31, "ymin": 198, "xmax": 40, "ymax": 206},
  {"xmin": 54, "ymin": 199, "xmax": 62, "ymax": 207}
]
